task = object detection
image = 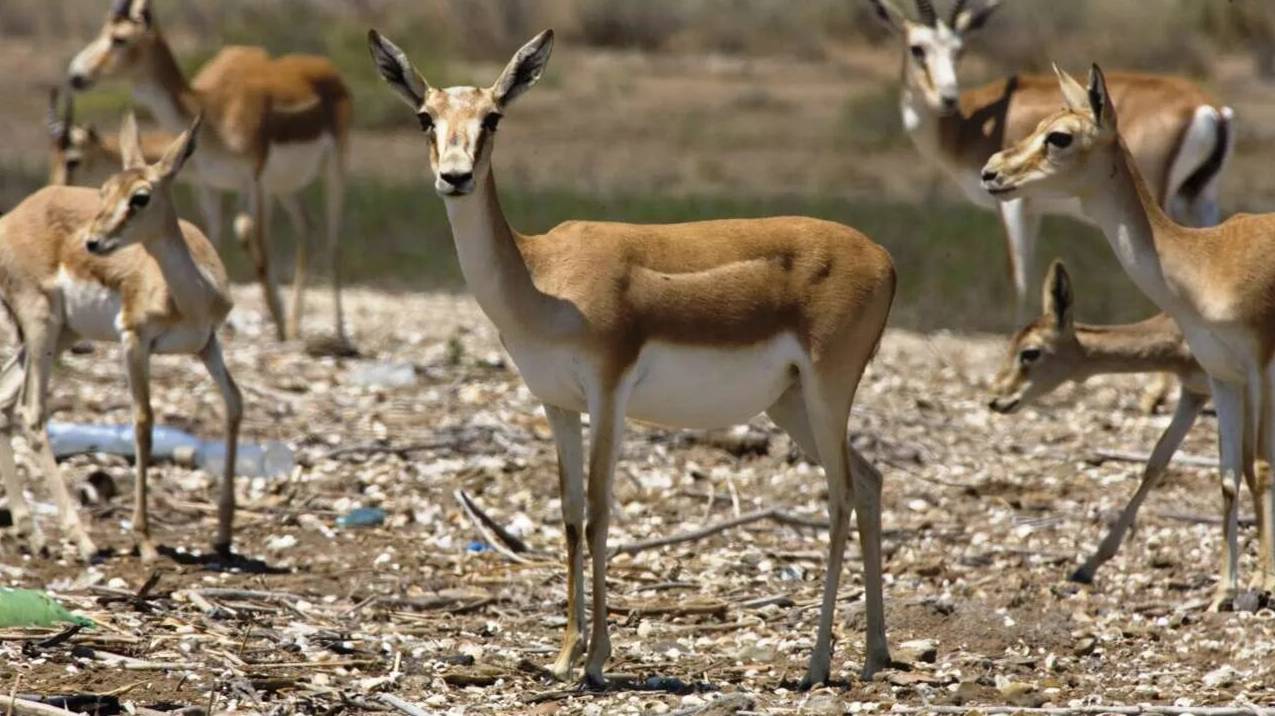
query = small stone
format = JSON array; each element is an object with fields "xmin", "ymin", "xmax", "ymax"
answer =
[
  {"xmin": 1233, "ymin": 590, "xmax": 1262, "ymax": 613},
  {"xmin": 1072, "ymin": 636, "xmax": 1097, "ymax": 657},
  {"xmin": 897, "ymin": 639, "xmax": 938, "ymax": 664},
  {"xmin": 998, "ymin": 681, "xmax": 1046, "ymax": 708},
  {"xmin": 1203, "ymin": 665, "xmax": 1238, "ymax": 688}
]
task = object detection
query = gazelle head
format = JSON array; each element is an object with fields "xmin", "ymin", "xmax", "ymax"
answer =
[
  {"xmin": 47, "ymin": 89, "xmax": 108, "ymax": 186},
  {"xmin": 68, "ymin": 0, "xmax": 157, "ymax": 91},
  {"xmin": 84, "ymin": 112, "xmax": 199, "ymax": 256},
  {"xmin": 989, "ymin": 260, "xmax": 1080, "ymax": 414},
  {"xmin": 869, "ymin": 0, "xmax": 1001, "ymax": 115},
  {"xmin": 981, "ymin": 64, "xmax": 1119, "ymax": 201},
  {"xmin": 368, "ymin": 29, "xmax": 554, "ymax": 197}
]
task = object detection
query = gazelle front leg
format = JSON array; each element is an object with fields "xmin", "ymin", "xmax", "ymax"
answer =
[
  {"xmin": 279, "ymin": 195, "xmax": 311, "ymax": 341},
  {"xmin": 544, "ymin": 404, "xmax": 586, "ymax": 680},
  {"xmin": 1209, "ymin": 379, "xmax": 1246, "ymax": 610},
  {"xmin": 1071, "ymin": 388, "xmax": 1205, "ymax": 583},
  {"xmin": 200, "ymin": 335, "xmax": 242, "ymax": 555},
  {"xmin": 999, "ymin": 197, "xmax": 1042, "ymax": 324},
  {"xmin": 1255, "ymin": 367, "xmax": 1275, "ymax": 592},
  {"xmin": 582, "ymin": 387, "xmax": 628, "ymax": 688},
  {"xmin": 239, "ymin": 179, "xmax": 286, "ymax": 341},
  {"xmin": 22, "ymin": 316, "xmax": 95, "ymax": 560},
  {"xmin": 122, "ymin": 330, "xmax": 158, "ymax": 562},
  {"xmin": 195, "ymin": 185, "xmax": 224, "ymax": 247},
  {"xmin": 0, "ymin": 353, "xmax": 42, "ymax": 555}
]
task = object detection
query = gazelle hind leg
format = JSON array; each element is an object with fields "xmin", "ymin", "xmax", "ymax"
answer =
[
  {"xmin": 324, "ymin": 151, "xmax": 348, "ymax": 344},
  {"xmin": 1256, "ymin": 366, "xmax": 1275, "ymax": 592},
  {"xmin": 544, "ymin": 405, "xmax": 586, "ymax": 681},
  {"xmin": 122, "ymin": 331, "xmax": 157, "ymax": 562},
  {"xmin": 582, "ymin": 386, "xmax": 630, "ymax": 688},
  {"xmin": 280, "ymin": 195, "xmax": 311, "ymax": 341},
  {"xmin": 1209, "ymin": 379, "xmax": 1246, "ymax": 610},
  {"xmin": 0, "ymin": 351, "xmax": 42, "ymax": 554},
  {"xmin": 999, "ymin": 197, "xmax": 1041, "ymax": 325},
  {"xmin": 1071, "ymin": 388, "xmax": 1204, "ymax": 583},
  {"xmin": 200, "ymin": 336, "xmax": 242, "ymax": 555}
]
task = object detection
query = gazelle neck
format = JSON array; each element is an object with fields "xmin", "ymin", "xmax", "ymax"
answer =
[
  {"xmin": 133, "ymin": 33, "xmax": 198, "ymax": 131},
  {"xmin": 442, "ymin": 171, "xmax": 570, "ymax": 338},
  {"xmin": 900, "ymin": 78, "xmax": 962, "ymax": 172},
  {"xmin": 145, "ymin": 207, "xmax": 222, "ymax": 322},
  {"xmin": 1079, "ymin": 142, "xmax": 1193, "ymax": 318},
  {"xmin": 1073, "ymin": 319, "xmax": 1192, "ymax": 378}
]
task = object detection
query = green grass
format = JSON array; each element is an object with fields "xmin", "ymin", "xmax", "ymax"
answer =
[{"xmin": 0, "ymin": 161, "xmax": 1155, "ymax": 335}]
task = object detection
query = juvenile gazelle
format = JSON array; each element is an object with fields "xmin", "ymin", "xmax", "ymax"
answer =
[
  {"xmin": 871, "ymin": 0, "xmax": 1233, "ymax": 317},
  {"xmin": 368, "ymin": 29, "xmax": 897, "ymax": 687},
  {"xmin": 0, "ymin": 113, "xmax": 241, "ymax": 562},
  {"xmin": 68, "ymin": 0, "xmax": 352, "ymax": 348},
  {"xmin": 983, "ymin": 64, "xmax": 1275, "ymax": 605},
  {"xmin": 989, "ymin": 260, "xmax": 1274, "ymax": 586}
]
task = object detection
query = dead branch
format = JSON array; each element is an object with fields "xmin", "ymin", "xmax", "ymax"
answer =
[
  {"xmin": 1093, "ymin": 449, "xmax": 1216, "ymax": 469},
  {"xmin": 890, "ymin": 705, "xmax": 1275, "ymax": 715},
  {"xmin": 453, "ymin": 489, "xmax": 534, "ymax": 564},
  {"xmin": 610, "ymin": 507, "xmax": 828, "ymax": 557},
  {"xmin": 665, "ymin": 694, "xmax": 755, "ymax": 716},
  {"xmin": 456, "ymin": 490, "xmax": 532, "ymax": 554},
  {"xmin": 377, "ymin": 694, "xmax": 437, "ymax": 716}
]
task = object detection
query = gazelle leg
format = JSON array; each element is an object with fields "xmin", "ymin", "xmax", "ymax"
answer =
[
  {"xmin": 22, "ymin": 315, "xmax": 95, "ymax": 560},
  {"xmin": 0, "ymin": 351, "xmax": 41, "ymax": 554},
  {"xmin": 1257, "ymin": 366, "xmax": 1275, "ymax": 592},
  {"xmin": 200, "ymin": 336, "xmax": 242, "ymax": 555},
  {"xmin": 544, "ymin": 404, "xmax": 586, "ymax": 680},
  {"xmin": 279, "ymin": 195, "xmax": 311, "ymax": 341},
  {"xmin": 1139, "ymin": 372, "xmax": 1177, "ymax": 415},
  {"xmin": 582, "ymin": 388, "xmax": 627, "ymax": 689},
  {"xmin": 999, "ymin": 197, "xmax": 1041, "ymax": 324},
  {"xmin": 241, "ymin": 180, "xmax": 286, "ymax": 341},
  {"xmin": 122, "ymin": 330, "xmax": 157, "ymax": 562},
  {"xmin": 195, "ymin": 186, "xmax": 224, "ymax": 247},
  {"xmin": 324, "ymin": 152, "xmax": 348, "ymax": 344},
  {"xmin": 1209, "ymin": 379, "xmax": 1245, "ymax": 610},
  {"xmin": 1071, "ymin": 388, "xmax": 1204, "ymax": 583}
]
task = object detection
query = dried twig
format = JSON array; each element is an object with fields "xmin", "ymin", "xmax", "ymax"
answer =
[
  {"xmin": 453, "ymin": 490, "xmax": 533, "ymax": 564},
  {"xmin": 1093, "ymin": 449, "xmax": 1216, "ymax": 469},
  {"xmin": 665, "ymin": 694, "xmax": 754, "ymax": 716},
  {"xmin": 890, "ymin": 706, "xmax": 1275, "ymax": 715},
  {"xmin": 5, "ymin": 696, "xmax": 91, "ymax": 716},
  {"xmin": 610, "ymin": 507, "xmax": 828, "ymax": 557},
  {"xmin": 378, "ymin": 693, "xmax": 437, "ymax": 716},
  {"xmin": 456, "ymin": 490, "xmax": 531, "ymax": 553}
]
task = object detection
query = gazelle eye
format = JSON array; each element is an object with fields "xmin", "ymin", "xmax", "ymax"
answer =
[
  {"xmin": 111, "ymin": 35, "xmax": 128, "ymax": 47},
  {"xmin": 1019, "ymin": 348, "xmax": 1042, "ymax": 366},
  {"xmin": 1045, "ymin": 132, "xmax": 1073, "ymax": 149},
  {"xmin": 482, "ymin": 113, "xmax": 503, "ymax": 132},
  {"xmin": 129, "ymin": 192, "xmax": 150, "ymax": 210},
  {"xmin": 910, "ymin": 45, "xmax": 925, "ymax": 60},
  {"xmin": 417, "ymin": 114, "xmax": 434, "ymax": 133}
]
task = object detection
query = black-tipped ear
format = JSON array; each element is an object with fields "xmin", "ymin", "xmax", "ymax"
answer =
[
  {"xmin": 952, "ymin": 0, "xmax": 1001, "ymax": 33},
  {"xmin": 492, "ymin": 30, "xmax": 554, "ymax": 107},
  {"xmin": 1042, "ymin": 260, "xmax": 1073, "ymax": 330},
  {"xmin": 867, "ymin": 0, "xmax": 908, "ymax": 32},
  {"xmin": 48, "ymin": 88, "xmax": 70, "ymax": 144},
  {"xmin": 155, "ymin": 113, "xmax": 200, "ymax": 179},
  {"xmin": 1088, "ymin": 63, "xmax": 1116, "ymax": 131},
  {"xmin": 367, "ymin": 30, "xmax": 429, "ymax": 110},
  {"xmin": 129, "ymin": 0, "xmax": 153, "ymax": 26}
]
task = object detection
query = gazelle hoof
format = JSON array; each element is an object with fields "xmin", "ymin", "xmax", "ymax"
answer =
[
  {"xmin": 1208, "ymin": 590, "xmax": 1236, "ymax": 613},
  {"xmin": 1068, "ymin": 566, "xmax": 1096, "ymax": 584},
  {"xmin": 137, "ymin": 540, "xmax": 159, "ymax": 564},
  {"xmin": 582, "ymin": 669, "xmax": 608, "ymax": 691}
]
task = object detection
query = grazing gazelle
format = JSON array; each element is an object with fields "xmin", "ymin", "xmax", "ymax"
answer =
[
  {"xmin": 983, "ymin": 64, "xmax": 1275, "ymax": 605},
  {"xmin": 368, "ymin": 29, "xmax": 897, "ymax": 687},
  {"xmin": 870, "ymin": 0, "xmax": 1234, "ymax": 318},
  {"xmin": 989, "ymin": 260, "xmax": 1273, "ymax": 586},
  {"xmin": 0, "ymin": 114, "xmax": 241, "ymax": 562},
  {"xmin": 67, "ymin": 0, "xmax": 352, "ymax": 348}
]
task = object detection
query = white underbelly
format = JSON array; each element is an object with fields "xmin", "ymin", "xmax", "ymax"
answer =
[
  {"xmin": 58, "ymin": 268, "xmax": 122, "ymax": 342},
  {"xmin": 152, "ymin": 325, "xmax": 211, "ymax": 355},
  {"xmin": 1180, "ymin": 323, "xmax": 1251, "ymax": 383},
  {"xmin": 625, "ymin": 335, "xmax": 802, "ymax": 429},
  {"xmin": 261, "ymin": 136, "xmax": 332, "ymax": 195}
]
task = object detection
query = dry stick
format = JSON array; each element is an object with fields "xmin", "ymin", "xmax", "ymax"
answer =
[
  {"xmin": 891, "ymin": 706, "xmax": 1275, "ymax": 716},
  {"xmin": 378, "ymin": 694, "xmax": 437, "ymax": 716},
  {"xmin": 456, "ymin": 490, "xmax": 531, "ymax": 554},
  {"xmin": 453, "ymin": 490, "xmax": 533, "ymax": 564},
  {"xmin": 1094, "ymin": 448, "xmax": 1216, "ymax": 469},
  {"xmin": 610, "ymin": 507, "xmax": 828, "ymax": 557},
  {"xmin": 665, "ymin": 694, "xmax": 754, "ymax": 716},
  {"xmin": 5, "ymin": 697, "xmax": 91, "ymax": 716}
]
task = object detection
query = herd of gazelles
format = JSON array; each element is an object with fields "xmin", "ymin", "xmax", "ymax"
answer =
[{"xmin": 0, "ymin": 0, "xmax": 1264, "ymax": 689}]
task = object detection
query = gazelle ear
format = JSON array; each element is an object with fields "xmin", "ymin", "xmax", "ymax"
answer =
[
  {"xmin": 1042, "ymin": 259, "xmax": 1073, "ymax": 331},
  {"xmin": 119, "ymin": 112, "xmax": 146, "ymax": 170},
  {"xmin": 867, "ymin": 0, "xmax": 909, "ymax": 33},
  {"xmin": 952, "ymin": 0, "xmax": 1001, "ymax": 33},
  {"xmin": 1052, "ymin": 63, "xmax": 1090, "ymax": 113},
  {"xmin": 128, "ymin": 0, "xmax": 153, "ymax": 26},
  {"xmin": 48, "ymin": 88, "xmax": 70, "ymax": 144},
  {"xmin": 367, "ymin": 30, "xmax": 430, "ymax": 110},
  {"xmin": 1088, "ymin": 63, "xmax": 1117, "ymax": 132},
  {"xmin": 154, "ymin": 113, "xmax": 201, "ymax": 180},
  {"xmin": 492, "ymin": 30, "xmax": 554, "ymax": 107}
]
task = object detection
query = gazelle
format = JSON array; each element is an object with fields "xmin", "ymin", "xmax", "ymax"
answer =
[
  {"xmin": 67, "ymin": 0, "xmax": 352, "ymax": 348},
  {"xmin": 47, "ymin": 88, "xmax": 177, "ymax": 189},
  {"xmin": 871, "ymin": 0, "xmax": 1234, "ymax": 318},
  {"xmin": 983, "ymin": 64, "xmax": 1275, "ymax": 605},
  {"xmin": 989, "ymin": 260, "xmax": 1274, "ymax": 586},
  {"xmin": 368, "ymin": 29, "xmax": 897, "ymax": 687},
  {"xmin": 0, "ymin": 113, "xmax": 241, "ymax": 562}
]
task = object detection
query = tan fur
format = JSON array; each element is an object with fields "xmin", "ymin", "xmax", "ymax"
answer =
[
  {"xmin": 369, "ymin": 28, "xmax": 897, "ymax": 689},
  {"xmin": 0, "ymin": 117, "xmax": 242, "ymax": 563},
  {"xmin": 983, "ymin": 65, "xmax": 1275, "ymax": 605},
  {"xmin": 69, "ymin": 0, "xmax": 353, "ymax": 344}
]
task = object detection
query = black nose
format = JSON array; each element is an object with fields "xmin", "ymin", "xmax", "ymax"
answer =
[
  {"xmin": 981, "ymin": 169, "xmax": 999, "ymax": 182},
  {"xmin": 85, "ymin": 238, "xmax": 102, "ymax": 254},
  {"xmin": 941, "ymin": 96, "xmax": 959, "ymax": 111},
  {"xmin": 69, "ymin": 75, "xmax": 89, "ymax": 91},
  {"xmin": 441, "ymin": 171, "xmax": 473, "ymax": 187}
]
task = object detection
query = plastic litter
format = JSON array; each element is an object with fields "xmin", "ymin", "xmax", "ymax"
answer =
[
  {"xmin": 0, "ymin": 588, "xmax": 93, "ymax": 628},
  {"xmin": 336, "ymin": 507, "xmax": 387, "ymax": 529},
  {"xmin": 346, "ymin": 361, "xmax": 417, "ymax": 389},
  {"xmin": 47, "ymin": 422, "xmax": 294, "ymax": 478}
]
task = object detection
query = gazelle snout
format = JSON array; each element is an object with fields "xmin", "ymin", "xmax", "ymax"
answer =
[{"xmin": 85, "ymin": 233, "xmax": 119, "ymax": 256}]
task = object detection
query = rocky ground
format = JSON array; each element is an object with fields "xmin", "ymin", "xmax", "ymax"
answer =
[{"xmin": 1, "ymin": 287, "xmax": 1273, "ymax": 715}]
